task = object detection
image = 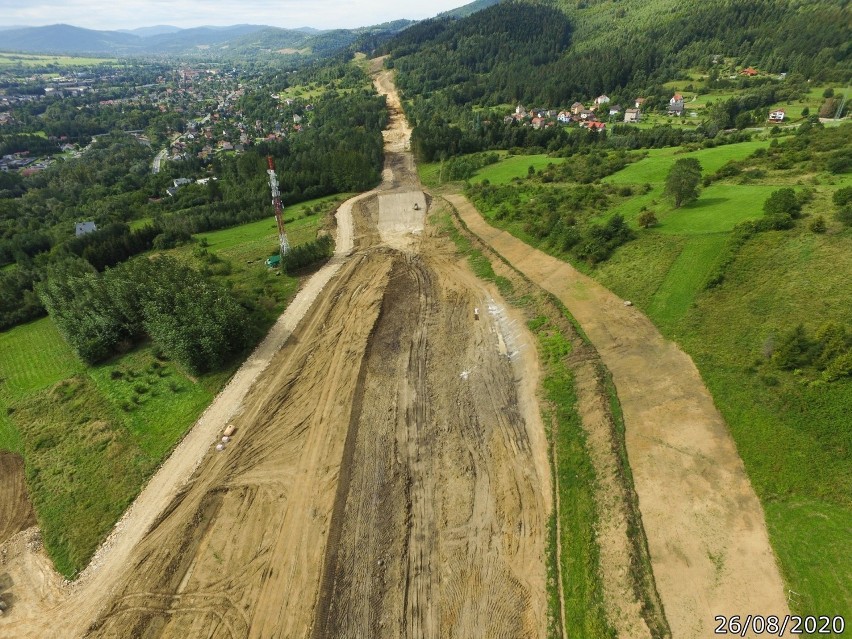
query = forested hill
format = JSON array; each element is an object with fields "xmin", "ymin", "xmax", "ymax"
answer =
[
  {"xmin": 387, "ymin": 4, "xmax": 573, "ymax": 105},
  {"xmin": 385, "ymin": 0, "xmax": 850, "ymax": 108}
]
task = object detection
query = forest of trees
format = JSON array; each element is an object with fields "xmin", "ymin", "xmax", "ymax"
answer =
[
  {"xmin": 387, "ymin": 0, "xmax": 849, "ymax": 108},
  {"xmin": 37, "ymin": 255, "xmax": 248, "ymax": 373}
]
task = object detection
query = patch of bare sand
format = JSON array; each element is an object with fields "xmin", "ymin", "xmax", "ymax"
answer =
[{"xmin": 449, "ymin": 192, "xmax": 790, "ymax": 639}]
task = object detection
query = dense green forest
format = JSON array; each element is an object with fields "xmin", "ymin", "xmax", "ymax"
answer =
[{"xmin": 387, "ymin": 0, "xmax": 849, "ymax": 105}]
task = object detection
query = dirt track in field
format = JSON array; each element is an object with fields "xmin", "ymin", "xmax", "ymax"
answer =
[
  {"xmin": 0, "ymin": 454, "xmax": 34, "ymax": 547},
  {"xmin": 448, "ymin": 193, "xmax": 791, "ymax": 639},
  {"xmin": 0, "ymin": 66, "xmax": 551, "ymax": 639}
]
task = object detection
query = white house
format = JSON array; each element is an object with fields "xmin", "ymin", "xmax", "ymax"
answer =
[
  {"xmin": 557, "ymin": 111, "xmax": 571, "ymax": 124},
  {"xmin": 768, "ymin": 109, "xmax": 786, "ymax": 122},
  {"xmin": 594, "ymin": 94, "xmax": 610, "ymax": 107},
  {"xmin": 75, "ymin": 221, "xmax": 97, "ymax": 236}
]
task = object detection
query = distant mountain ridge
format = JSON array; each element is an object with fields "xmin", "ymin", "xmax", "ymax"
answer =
[
  {"xmin": 0, "ymin": 23, "xmax": 276, "ymax": 55},
  {"xmin": 117, "ymin": 25, "xmax": 183, "ymax": 37},
  {"xmin": 0, "ymin": 20, "xmax": 420, "ymax": 58}
]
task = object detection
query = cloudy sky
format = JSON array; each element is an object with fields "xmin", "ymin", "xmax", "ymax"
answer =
[{"xmin": 0, "ymin": 0, "xmax": 470, "ymax": 31}]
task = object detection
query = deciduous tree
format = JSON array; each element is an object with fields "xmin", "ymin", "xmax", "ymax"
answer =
[{"xmin": 664, "ymin": 158, "xmax": 702, "ymax": 208}]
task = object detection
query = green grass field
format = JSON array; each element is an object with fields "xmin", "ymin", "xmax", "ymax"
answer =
[
  {"xmin": 0, "ymin": 52, "xmax": 116, "ymax": 67},
  {"xmin": 605, "ymin": 140, "xmax": 769, "ymax": 185},
  {"xmin": 419, "ymin": 153, "xmax": 566, "ymax": 188},
  {"xmin": 0, "ymin": 197, "xmax": 339, "ymax": 577},
  {"xmin": 602, "ymin": 141, "xmax": 775, "ymax": 234},
  {"xmin": 646, "ymin": 234, "xmax": 727, "ymax": 327},
  {"xmin": 658, "ymin": 184, "xmax": 778, "ymax": 233},
  {"xmin": 592, "ymin": 201, "xmax": 852, "ymax": 621},
  {"xmin": 471, "ymin": 154, "xmax": 567, "ymax": 185}
]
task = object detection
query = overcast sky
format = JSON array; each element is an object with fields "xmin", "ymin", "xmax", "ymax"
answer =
[{"xmin": 0, "ymin": 0, "xmax": 470, "ymax": 31}]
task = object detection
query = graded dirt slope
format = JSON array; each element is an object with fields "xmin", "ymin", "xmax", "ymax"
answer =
[{"xmin": 449, "ymin": 193, "xmax": 790, "ymax": 639}]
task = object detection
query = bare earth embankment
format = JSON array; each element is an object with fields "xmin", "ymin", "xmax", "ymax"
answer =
[
  {"xmin": 448, "ymin": 193, "xmax": 791, "ymax": 638},
  {"xmin": 0, "ymin": 67, "xmax": 551, "ymax": 639}
]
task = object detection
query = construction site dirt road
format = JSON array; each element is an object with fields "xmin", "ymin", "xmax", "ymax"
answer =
[{"xmin": 0, "ymin": 66, "xmax": 552, "ymax": 639}]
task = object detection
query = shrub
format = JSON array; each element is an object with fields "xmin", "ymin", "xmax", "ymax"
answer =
[
  {"xmin": 763, "ymin": 188, "xmax": 802, "ymax": 218},
  {"xmin": 281, "ymin": 235, "xmax": 335, "ymax": 273},
  {"xmin": 833, "ymin": 186, "xmax": 852, "ymax": 207},
  {"xmin": 638, "ymin": 210, "xmax": 658, "ymax": 228},
  {"xmin": 809, "ymin": 216, "xmax": 827, "ymax": 233}
]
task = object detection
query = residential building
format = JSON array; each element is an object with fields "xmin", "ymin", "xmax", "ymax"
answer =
[{"xmin": 624, "ymin": 108, "xmax": 641, "ymax": 123}]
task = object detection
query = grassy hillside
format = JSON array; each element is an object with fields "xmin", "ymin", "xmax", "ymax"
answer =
[
  {"xmin": 0, "ymin": 195, "xmax": 340, "ymax": 578},
  {"xmin": 459, "ymin": 125, "xmax": 852, "ymax": 617}
]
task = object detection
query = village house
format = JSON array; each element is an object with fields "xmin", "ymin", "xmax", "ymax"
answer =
[
  {"xmin": 581, "ymin": 121, "xmax": 606, "ymax": 132},
  {"xmin": 571, "ymin": 102, "xmax": 584, "ymax": 115},
  {"xmin": 531, "ymin": 116, "xmax": 545, "ymax": 129},
  {"xmin": 608, "ymin": 104, "xmax": 622, "ymax": 116},
  {"xmin": 557, "ymin": 111, "xmax": 571, "ymax": 124},
  {"xmin": 768, "ymin": 109, "xmax": 786, "ymax": 122},
  {"xmin": 634, "ymin": 97, "xmax": 646, "ymax": 109},
  {"xmin": 740, "ymin": 67, "xmax": 759, "ymax": 77},
  {"xmin": 594, "ymin": 94, "xmax": 610, "ymax": 108},
  {"xmin": 580, "ymin": 109, "xmax": 595, "ymax": 121},
  {"xmin": 623, "ymin": 108, "xmax": 641, "ymax": 123},
  {"xmin": 667, "ymin": 93, "xmax": 685, "ymax": 116}
]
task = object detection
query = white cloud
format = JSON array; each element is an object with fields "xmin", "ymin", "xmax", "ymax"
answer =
[{"xmin": 0, "ymin": 0, "xmax": 469, "ymax": 30}]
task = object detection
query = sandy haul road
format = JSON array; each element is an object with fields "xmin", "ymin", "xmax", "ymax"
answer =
[
  {"xmin": 449, "ymin": 193, "xmax": 791, "ymax": 639},
  {"xmin": 0, "ymin": 67, "xmax": 551, "ymax": 639}
]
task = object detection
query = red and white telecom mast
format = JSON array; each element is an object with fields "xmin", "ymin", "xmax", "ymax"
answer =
[{"xmin": 266, "ymin": 155, "xmax": 290, "ymax": 258}]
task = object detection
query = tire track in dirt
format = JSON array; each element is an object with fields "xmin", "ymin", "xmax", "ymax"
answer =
[
  {"xmin": 0, "ymin": 454, "xmax": 35, "ymax": 547},
  {"xmin": 312, "ymin": 240, "xmax": 551, "ymax": 639},
  {"xmin": 448, "ymin": 192, "xmax": 790, "ymax": 639},
  {"xmin": 82, "ymin": 251, "xmax": 394, "ymax": 639}
]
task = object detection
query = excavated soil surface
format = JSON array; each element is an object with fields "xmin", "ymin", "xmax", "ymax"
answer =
[{"xmin": 0, "ymin": 454, "xmax": 35, "ymax": 546}]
